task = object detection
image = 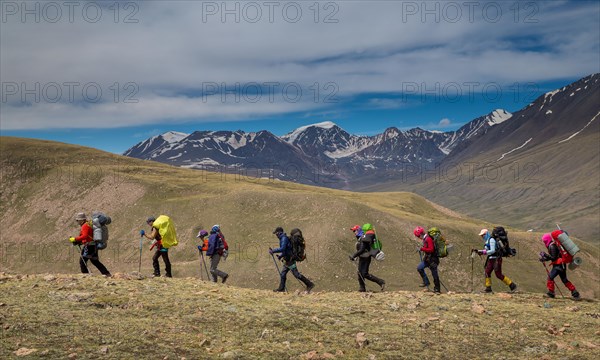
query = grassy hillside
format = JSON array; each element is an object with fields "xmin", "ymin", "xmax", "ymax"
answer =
[
  {"xmin": 1, "ymin": 137, "xmax": 599, "ymax": 298},
  {"xmin": 364, "ymin": 106, "xmax": 600, "ymax": 244},
  {"xmin": 413, "ymin": 131, "xmax": 600, "ymax": 243},
  {"xmin": 1, "ymin": 274, "xmax": 599, "ymax": 359}
]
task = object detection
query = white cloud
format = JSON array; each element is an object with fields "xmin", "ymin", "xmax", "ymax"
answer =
[
  {"xmin": 439, "ymin": 118, "xmax": 452, "ymax": 127},
  {"xmin": 0, "ymin": 1, "xmax": 598, "ymax": 130}
]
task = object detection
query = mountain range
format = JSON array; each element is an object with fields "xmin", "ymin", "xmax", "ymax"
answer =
[
  {"xmin": 373, "ymin": 73, "xmax": 600, "ymax": 241},
  {"xmin": 124, "ymin": 109, "xmax": 513, "ymax": 188},
  {"xmin": 125, "ymin": 73, "xmax": 600, "ymax": 241}
]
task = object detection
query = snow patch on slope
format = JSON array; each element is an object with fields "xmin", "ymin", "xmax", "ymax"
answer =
[
  {"xmin": 283, "ymin": 121, "xmax": 337, "ymax": 144},
  {"xmin": 226, "ymin": 133, "xmax": 248, "ymax": 149},
  {"xmin": 181, "ymin": 158, "xmax": 221, "ymax": 167},
  {"xmin": 487, "ymin": 109, "xmax": 512, "ymax": 125},
  {"xmin": 558, "ymin": 111, "xmax": 600, "ymax": 144},
  {"xmin": 496, "ymin": 138, "xmax": 533, "ymax": 162},
  {"xmin": 162, "ymin": 131, "xmax": 189, "ymax": 143},
  {"xmin": 325, "ymin": 141, "xmax": 372, "ymax": 159}
]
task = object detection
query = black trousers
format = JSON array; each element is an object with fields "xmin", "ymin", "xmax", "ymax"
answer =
[
  {"xmin": 357, "ymin": 256, "xmax": 384, "ymax": 290},
  {"xmin": 79, "ymin": 244, "xmax": 110, "ymax": 275},
  {"xmin": 548, "ymin": 264, "xmax": 569, "ymax": 283},
  {"xmin": 277, "ymin": 260, "xmax": 312, "ymax": 290},
  {"xmin": 153, "ymin": 249, "xmax": 172, "ymax": 277}
]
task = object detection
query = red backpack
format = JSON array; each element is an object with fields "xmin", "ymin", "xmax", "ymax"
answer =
[
  {"xmin": 217, "ymin": 233, "xmax": 229, "ymax": 255},
  {"xmin": 552, "ymin": 238, "xmax": 573, "ymax": 265}
]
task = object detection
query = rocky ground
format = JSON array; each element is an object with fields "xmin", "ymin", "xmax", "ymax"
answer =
[{"xmin": 1, "ymin": 273, "xmax": 598, "ymax": 359}]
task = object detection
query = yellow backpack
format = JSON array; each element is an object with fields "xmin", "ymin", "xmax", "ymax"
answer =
[{"xmin": 153, "ymin": 215, "xmax": 178, "ymax": 248}]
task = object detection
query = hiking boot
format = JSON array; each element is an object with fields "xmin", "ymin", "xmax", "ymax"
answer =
[
  {"xmin": 380, "ymin": 282, "xmax": 386, "ymax": 292},
  {"xmin": 306, "ymin": 282, "xmax": 315, "ymax": 293},
  {"xmin": 273, "ymin": 288, "xmax": 285, "ymax": 292},
  {"xmin": 509, "ymin": 282, "xmax": 517, "ymax": 292},
  {"xmin": 484, "ymin": 286, "xmax": 493, "ymax": 293},
  {"xmin": 152, "ymin": 273, "xmax": 160, "ymax": 278},
  {"xmin": 222, "ymin": 274, "xmax": 229, "ymax": 284},
  {"xmin": 433, "ymin": 288, "xmax": 441, "ymax": 294},
  {"xmin": 571, "ymin": 290, "xmax": 580, "ymax": 299},
  {"xmin": 358, "ymin": 289, "xmax": 366, "ymax": 292},
  {"xmin": 419, "ymin": 283, "xmax": 429, "ymax": 288},
  {"xmin": 545, "ymin": 291, "xmax": 555, "ymax": 298},
  {"xmin": 165, "ymin": 274, "xmax": 172, "ymax": 278}
]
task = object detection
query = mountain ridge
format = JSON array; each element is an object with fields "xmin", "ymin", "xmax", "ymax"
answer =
[
  {"xmin": 124, "ymin": 108, "xmax": 515, "ymax": 188},
  {"xmin": 371, "ymin": 73, "xmax": 600, "ymax": 242}
]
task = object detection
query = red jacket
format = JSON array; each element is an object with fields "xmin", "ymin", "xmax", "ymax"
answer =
[
  {"xmin": 420, "ymin": 235, "xmax": 435, "ymax": 254},
  {"xmin": 75, "ymin": 222, "xmax": 93, "ymax": 244}
]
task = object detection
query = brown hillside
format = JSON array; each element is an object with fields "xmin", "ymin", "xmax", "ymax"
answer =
[{"xmin": 1, "ymin": 137, "xmax": 598, "ymax": 298}]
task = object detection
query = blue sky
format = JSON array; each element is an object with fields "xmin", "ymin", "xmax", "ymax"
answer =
[{"xmin": 1, "ymin": 1, "xmax": 599, "ymax": 154}]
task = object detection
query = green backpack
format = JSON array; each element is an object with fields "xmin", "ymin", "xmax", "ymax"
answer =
[
  {"xmin": 372, "ymin": 235, "xmax": 382, "ymax": 251},
  {"xmin": 428, "ymin": 227, "xmax": 448, "ymax": 258},
  {"xmin": 362, "ymin": 223, "xmax": 383, "ymax": 256}
]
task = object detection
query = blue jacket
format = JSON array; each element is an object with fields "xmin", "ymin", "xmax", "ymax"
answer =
[
  {"xmin": 271, "ymin": 233, "xmax": 291, "ymax": 260},
  {"xmin": 206, "ymin": 231, "xmax": 222, "ymax": 256}
]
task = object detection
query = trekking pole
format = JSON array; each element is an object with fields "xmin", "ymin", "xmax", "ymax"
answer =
[
  {"xmin": 355, "ymin": 259, "xmax": 369, "ymax": 292},
  {"xmin": 201, "ymin": 251, "xmax": 210, "ymax": 279},
  {"xmin": 439, "ymin": 278, "xmax": 449, "ymax": 292},
  {"xmin": 542, "ymin": 261, "xmax": 565, "ymax": 298},
  {"xmin": 197, "ymin": 248, "xmax": 204, "ymax": 280},
  {"xmin": 77, "ymin": 244, "xmax": 91, "ymax": 274},
  {"xmin": 138, "ymin": 235, "xmax": 143, "ymax": 273},
  {"xmin": 270, "ymin": 253, "xmax": 282, "ymax": 275},
  {"xmin": 470, "ymin": 251, "xmax": 476, "ymax": 293},
  {"xmin": 415, "ymin": 247, "xmax": 429, "ymax": 291},
  {"xmin": 270, "ymin": 252, "xmax": 287, "ymax": 292}
]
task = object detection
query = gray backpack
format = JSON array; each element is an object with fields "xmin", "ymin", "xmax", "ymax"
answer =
[{"xmin": 91, "ymin": 211, "xmax": 111, "ymax": 250}]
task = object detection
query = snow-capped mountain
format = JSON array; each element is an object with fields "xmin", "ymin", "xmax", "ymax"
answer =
[
  {"xmin": 124, "ymin": 131, "xmax": 188, "ymax": 159},
  {"xmin": 436, "ymin": 109, "xmax": 513, "ymax": 155},
  {"xmin": 125, "ymin": 75, "xmax": 599, "ymax": 189},
  {"xmin": 124, "ymin": 109, "xmax": 515, "ymax": 188},
  {"xmin": 282, "ymin": 121, "xmax": 374, "ymax": 161},
  {"xmin": 393, "ymin": 73, "xmax": 600, "ymax": 241}
]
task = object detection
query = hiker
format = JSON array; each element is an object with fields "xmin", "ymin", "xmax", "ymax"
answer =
[
  {"xmin": 197, "ymin": 229, "xmax": 209, "ymax": 252},
  {"xmin": 69, "ymin": 212, "xmax": 111, "ymax": 276},
  {"xmin": 270, "ymin": 226, "xmax": 314, "ymax": 293},
  {"xmin": 472, "ymin": 229, "xmax": 517, "ymax": 293},
  {"xmin": 349, "ymin": 224, "xmax": 385, "ymax": 292},
  {"xmin": 141, "ymin": 216, "xmax": 172, "ymax": 278},
  {"xmin": 350, "ymin": 224, "xmax": 363, "ymax": 240},
  {"xmin": 413, "ymin": 226, "xmax": 440, "ymax": 294},
  {"xmin": 206, "ymin": 225, "xmax": 229, "ymax": 283},
  {"xmin": 539, "ymin": 232, "xmax": 580, "ymax": 299}
]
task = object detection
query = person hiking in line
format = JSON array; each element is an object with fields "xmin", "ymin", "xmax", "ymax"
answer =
[
  {"xmin": 472, "ymin": 229, "xmax": 517, "ymax": 293},
  {"xmin": 413, "ymin": 226, "xmax": 440, "ymax": 294},
  {"xmin": 539, "ymin": 232, "xmax": 580, "ymax": 299},
  {"xmin": 197, "ymin": 229, "xmax": 209, "ymax": 252},
  {"xmin": 141, "ymin": 216, "xmax": 172, "ymax": 278},
  {"xmin": 350, "ymin": 225, "xmax": 363, "ymax": 241},
  {"xmin": 349, "ymin": 224, "xmax": 385, "ymax": 292},
  {"xmin": 206, "ymin": 225, "xmax": 229, "ymax": 283},
  {"xmin": 270, "ymin": 227, "xmax": 314, "ymax": 293},
  {"xmin": 69, "ymin": 212, "xmax": 111, "ymax": 276}
]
